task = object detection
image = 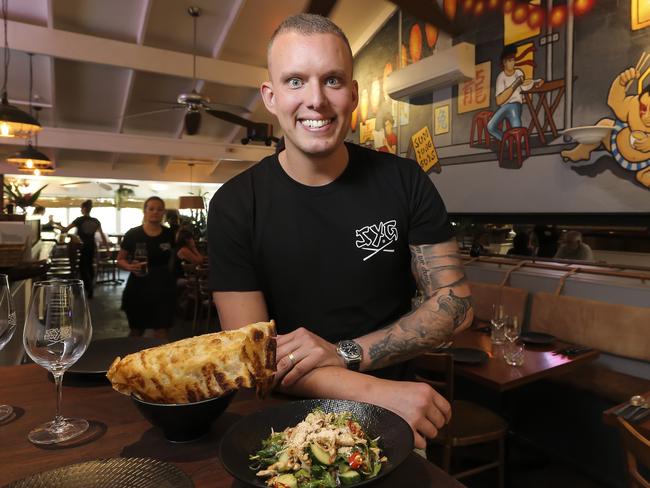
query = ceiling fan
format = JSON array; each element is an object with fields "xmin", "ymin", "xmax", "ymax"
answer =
[
  {"xmin": 124, "ymin": 6, "xmax": 250, "ymax": 136},
  {"xmin": 61, "ymin": 181, "xmax": 139, "ymax": 192},
  {"xmin": 306, "ymin": 0, "xmax": 463, "ymax": 36}
]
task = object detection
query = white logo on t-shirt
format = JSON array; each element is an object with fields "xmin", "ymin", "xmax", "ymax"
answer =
[{"xmin": 355, "ymin": 220, "xmax": 398, "ymax": 261}]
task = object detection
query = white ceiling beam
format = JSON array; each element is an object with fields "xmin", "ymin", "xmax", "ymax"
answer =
[
  {"xmin": 112, "ymin": 0, "xmax": 153, "ymax": 169},
  {"xmin": 1, "ymin": 127, "xmax": 274, "ymax": 162},
  {"xmin": 210, "ymin": 161, "xmax": 222, "ymax": 176},
  {"xmin": 8, "ymin": 20, "xmax": 267, "ymax": 89},
  {"xmin": 159, "ymin": 156, "xmax": 171, "ymax": 172}
]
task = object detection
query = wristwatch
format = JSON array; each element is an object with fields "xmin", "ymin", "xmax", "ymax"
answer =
[{"xmin": 336, "ymin": 340, "xmax": 363, "ymax": 371}]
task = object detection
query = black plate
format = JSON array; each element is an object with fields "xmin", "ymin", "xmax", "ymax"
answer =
[
  {"xmin": 68, "ymin": 337, "xmax": 166, "ymax": 376},
  {"xmin": 447, "ymin": 347, "xmax": 489, "ymax": 365},
  {"xmin": 4, "ymin": 457, "xmax": 193, "ymax": 488},
  {"xmin": 519, "ymin": 332, "xmax": 556, "ymax": 345},
  {"xmin": 219, "ymin": 399, "xmax": 413, "ymax": 488}
]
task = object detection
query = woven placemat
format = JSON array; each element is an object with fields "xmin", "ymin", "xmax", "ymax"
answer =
[{"xmin": 4, "ymin": 457, "xmax": 193, "ymax": 488}]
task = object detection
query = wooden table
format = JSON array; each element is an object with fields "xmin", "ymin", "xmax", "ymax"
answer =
[
  {"xmin": 452, "ymin": 328, "xmax": 600, "ymax": 392},
  {"xmin": 522, "ymin": 78, "xmax": 566, "ymax": 145},
  {"xmin": 0, "ymin": 364, "xmax": 465, "ymax": 487},
  {"xmin": 602, "ymin": 391, "xmax": 650, "ymax": 436}
]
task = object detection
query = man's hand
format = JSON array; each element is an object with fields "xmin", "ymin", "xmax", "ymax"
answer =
[
  {"xmin": 369, "ymin": 379, "xmax": 451, "ymax": 449},
  {"xmin": 275, "ymin": 328, "xmax": 343, "ymax": 387},
  {"xmin": 619, "ymin": 67, "xmax": 640, "ymax": 87},
  {"xmin": 633, "ymin": 132, "xmax": 650, "ymax": 152}
]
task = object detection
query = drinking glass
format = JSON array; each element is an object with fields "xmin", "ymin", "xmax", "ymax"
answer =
[
  {"xmin": 504, "ymin": 341, "xmax": 525, "ymax": 366},
  {"xmin": 490, "ymin": 304, "xmax": 506, "ymax": 345},
  {"xmin": 23, "ymin": 279, "xmax": 92, "ymax": 444},
  {"xmin": 133, "ymin": 242, "xmax": 148, "ymax": 277},
  {"xmin": 504, "ymin": 315, "xmax": 522, "ymax": 343},
  {"xmin": 0, "ymin": 274, "xmax": 17, "ymax": 421}
]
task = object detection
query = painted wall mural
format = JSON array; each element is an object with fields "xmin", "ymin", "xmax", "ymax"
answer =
[{"xmin": 349, "ymin": 0, "xmax": 650, "ymax": 212}]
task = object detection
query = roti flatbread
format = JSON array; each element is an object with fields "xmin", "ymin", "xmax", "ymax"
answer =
[{"xmin": 106, "ymin": 321, "xmax": 276, "ymax": 404}]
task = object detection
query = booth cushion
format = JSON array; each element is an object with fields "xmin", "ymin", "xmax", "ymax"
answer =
[{"xmin": 530, "ymin": 292, "xmax": 650, "ymax": 362}]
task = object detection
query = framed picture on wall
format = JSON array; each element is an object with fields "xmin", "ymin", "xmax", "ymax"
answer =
[
  {"xmin": 632, "ymin": 0, "xmax": 650, "ymax": 30},
  {"xmin": 434, "ymin": 105, "xmax": 450, "ymax": 135}
]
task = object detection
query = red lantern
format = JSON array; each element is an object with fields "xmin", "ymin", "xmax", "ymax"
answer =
[
  {"xmin": 574, "ymin": 0, "xmax": 595, "ymax": 16},
  {"xmin": 487, "ymin": 0, "xmax": 500, "ymax": 10},
  {"xmin": 503, "ymin": 0, "xmax": 515, "ymax": 13},
  {"xmin": 463, "ymin": 0, "xmax": 474, "ymax": 13},
  {"xmin": 512, "ymin": 3, "xmax": 528, "ymax": 24},
  {"xmin": 474, "ymin": 0, "xmax": 485, "ymax": 16},
  {"xmin": 549, "ymin": 5, "xmax": 567, "ymax": 27},
  {"xmin": 444, "ymin": 0, "xmax": 458, "ymax": 19},
  {"xmin": 527, "ymin": 6, "xmax": 545, "ymax": 29}
]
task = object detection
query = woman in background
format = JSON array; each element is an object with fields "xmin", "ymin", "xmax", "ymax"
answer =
[{"xmin": 117, "ymin": 196, "xmax": 175, "ymax": 339}]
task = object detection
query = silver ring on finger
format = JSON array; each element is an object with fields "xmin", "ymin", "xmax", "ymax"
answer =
[{"xmin": 288, "ymin": 352, "xmax": 296, "ymax": 366}]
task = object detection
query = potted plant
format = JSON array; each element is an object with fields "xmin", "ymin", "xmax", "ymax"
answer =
[{"xmin": 3, "ymin": 182, "xmax": 48, "ymax": 214}]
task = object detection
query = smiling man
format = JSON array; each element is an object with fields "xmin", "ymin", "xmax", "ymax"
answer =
[{"xmin": 208, "ymin": 14, "xmax": 472, "ymax": 448}]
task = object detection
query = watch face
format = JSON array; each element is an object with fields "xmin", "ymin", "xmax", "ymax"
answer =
[{"xmin": 339, "ymin": 341, "xmax": 361, "ymax": 360}]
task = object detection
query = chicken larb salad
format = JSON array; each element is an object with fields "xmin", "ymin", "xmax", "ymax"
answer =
[{"xmin": 249, "ymin": 409, "xmax": 387, "ymax": 488}]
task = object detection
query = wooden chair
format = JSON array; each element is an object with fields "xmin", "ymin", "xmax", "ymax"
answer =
[
  {"xmin": 617, "ymin": 417, "xmax": 650, "ymax": 487},
  {"xmin": 410, "ymin": 353, "xmax": 507, "ymax": 487}
]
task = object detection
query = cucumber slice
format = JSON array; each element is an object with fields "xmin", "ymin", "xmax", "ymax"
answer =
[
  {"xmin": 310, "ymin": 443, "xmax": 334, "ymax": 465},
  {"xmin": 339, "ymin": 470, "xmax": 361, "ymax": 485},
  {"xmin": 277, "ymin": 451, "xmax": 290, "ymax": 472},
  {"xmin": 275, "ymin": 473, "xmax": 297, "ymax": 488}
]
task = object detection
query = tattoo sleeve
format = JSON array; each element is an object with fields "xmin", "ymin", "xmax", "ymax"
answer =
[{"xmin": 366, "ymin": 240, "xmax": 473, "ymax": 369}]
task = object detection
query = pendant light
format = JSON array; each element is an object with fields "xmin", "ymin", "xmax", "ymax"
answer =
[
  {"xmin": 178, "ymin": 163, "xmax": 204, "ymax": 209},
  {"xmin": 0, "ymin": 0, "xmax": 40, "ymax": 138},
  {"xmin": 7, "ymin": 53, "xmax": 52, "ymax": 173}
]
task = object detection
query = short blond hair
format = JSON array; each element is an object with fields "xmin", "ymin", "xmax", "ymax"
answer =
[{"xmin": 267, "ymin": 13, "xmax": 352, "ymax": 65}]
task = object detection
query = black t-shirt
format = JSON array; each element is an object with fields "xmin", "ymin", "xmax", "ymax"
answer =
[
  {"xmin": 72, "ymin": 215, "xmax": 101, "ymax": 246},
  {"xmin": 208, "ymin": 143, "xmax": 453, "ymax": 343},
  {"xmin": 121, "ymin": 226, "xmax": 175, "ymax": 269}
]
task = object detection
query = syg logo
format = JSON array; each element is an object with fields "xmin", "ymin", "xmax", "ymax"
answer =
[{"xmin": 355, "ymin": 220, "xmax": 398, "ymax": 261}]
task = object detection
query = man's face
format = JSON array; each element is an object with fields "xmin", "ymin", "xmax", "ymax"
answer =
[
  {"xmin": 503, "ymin": 56, "xmax": 516, "ymax": 75},
  {"xmin": 639, "ymin": 93, "xmax": 650, "ymax": 127},
  {"xmin": 261, "ymin": 32, "xmax": 358, "ymax": 159},
  {"xmin": 566, "ymin": 235, "xmax": 580, "ymax": 251}
]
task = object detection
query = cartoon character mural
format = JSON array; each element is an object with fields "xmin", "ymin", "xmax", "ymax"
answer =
[
  {"xmin": 488, "ymin": 44, "xmax": 543, "ymax": 142},
  {"xmin": 561, "ymin": 60, "xmax": 650, "ymax": 188}
]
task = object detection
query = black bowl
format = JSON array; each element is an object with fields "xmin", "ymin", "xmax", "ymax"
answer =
[
  {"xmin": 219, "ymin": 399, "xmax": 414, "ymax": 487},
  {"xmin": 132, "ymin": 391, "xmax": 235, "ymax": 442}
]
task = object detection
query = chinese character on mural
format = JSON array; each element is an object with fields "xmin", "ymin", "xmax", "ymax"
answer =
[{"xmin": 458, "ymin": 61, "xmax": 491, "ymax": 114}]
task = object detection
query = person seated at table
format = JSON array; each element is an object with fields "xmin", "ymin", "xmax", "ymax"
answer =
[
  {"xmin": 173, "ymin": 228, "xmax": 205, "ymax": 281},
  {"xmin": 165, "ymin": 209, "xmax": 181, "ymax": 238},
  {"xmin": 40, "ymin": 215, "xmax": 60, "ymax": 232},
  {"xmin": 487, "ymin": 45, "xmax": 542, "ymax": 142},
  {"xmin": 554, "ymin": 230, "xmax": 594, "ymax": 262},
  {"xmin": 507, "ymin": 232, "xmax": 533, "ymax": 256},
  {"xmin": 208, "ymin": 13, "xmax": 473, "ymax": 450}
]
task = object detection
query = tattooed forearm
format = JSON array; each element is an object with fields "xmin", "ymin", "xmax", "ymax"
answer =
[
  {"xmin": 363, "ymin": 241, "xmax": 474, "ymax": 370},
  {"xmin": 368, "ymin": 305, "xmax": 450, "ymax": 367},
  {"xmin": 438, "ymin": 289, "xmax": 473, "ymax": 329},
  {"xmin": 410, "ymin": 244, "xmax": 468, "ymax": 297}
]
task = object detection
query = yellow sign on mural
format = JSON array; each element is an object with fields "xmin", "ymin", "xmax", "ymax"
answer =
[
  {"xmin": 411, "ymin": 126, "xmax": 439, "ymax": 172},
  {"xmin": 458, "ymin": 61, "xmax": 491, "ymax": 114},
  {"xmin": 359, "ymin": 118, "xmax": 376, "ymax": 145},
  {"xmin": 632, "ymin": 0, "xmax": 650, "ymax": 30}
]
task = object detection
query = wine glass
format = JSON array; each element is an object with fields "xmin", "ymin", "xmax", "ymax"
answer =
[
  {"xmin": 23, "ymin": 279, "xmax": 92, "ymax": 444},
  {"xmin": 133, "ymin": 242, "xmax": 148, "ymax": 277},
  {"xmin": 490, "ymin": 304, "xmax": 506, "ymax": 345},
  {"xmin": 504, "ymin": 315, "xmax": 522, "ymax": 343},
  {"xmin": 0, "ymin": 274, "xmax": 17, "ymax": 421}
]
